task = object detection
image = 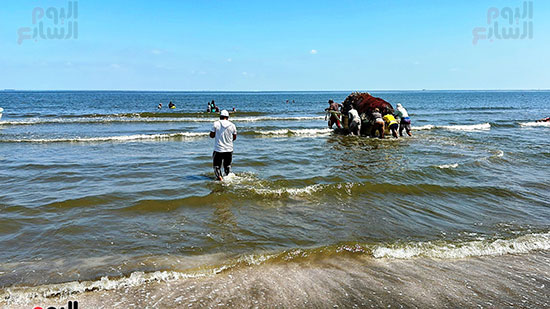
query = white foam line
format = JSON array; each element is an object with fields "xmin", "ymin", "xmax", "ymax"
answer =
[
  {"xmin": 0, "ymin": 116, "xmax": 325, "ymax": 125},
  {"xmin": 2, "ymin": 269, "xmax": 222, "ymax": 305},
  {"xmin": 7, "ymin": 132, "xmax": 207, "ymax": 143},
  {"xmin": 254, "ymin": 128, "xmax": 333, "ymax": 136},
  {"xmin": 1, "ymin": 252, "xmax": 278, "ymax": 305},
  {"xmin": 440, "ymin": 123, "xmax": 491, "ymax": 131},
  {"xmin": 373, "ymin": 232, "xmax": 550, "ymax": 259},
  {"xmin": 252, "ymin": 184, "xmax": 324, "ymax": 196},
  {"xmin": 413, "ymin": 124, "xmax": 435, "ymax": 130},
  {"xmin": 437, "ymin": 163, "xmax": 459, "ymax": 169},
  {"xmin": 519, "ymin": 121, "xmax": 550, "ymax": 127},
  {"xmin": 413, "ymin": 123, "xmax": 491, "ymax": 132}
]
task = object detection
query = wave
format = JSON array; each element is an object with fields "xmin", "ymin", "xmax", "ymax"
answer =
[
  {"xmin": 413, "ymin": 124, "xmax": 435, "ymax": 130},
  {"xmin": 439, "ymin": 123, "xmax": 491, "ymax": 131},
  {"xmin": 413, "ymin": 123, "xmax": 491, "ymax": 132},
  {"xmin": 0, "ymin": 128, "xmax": 332, "ymax": 144},
  {"xmin": 519, "ymin": 121, "xmax": 550, "ymax": 127},
  {"xmin": 0, "ymin": 116, "xmax": 324, "ymax": 126},
  {"xmin": 372, "ymin": 232, "xmax": 550, "ymax": 259},
  {"xmin": 437, "ymin": 163, "xmax": 459, "ymax": 169},
  {"xmin": 242, "ymin": 128, "xmax": 332, "ymax": 136},
  {"xmin": 2, "ymin": 232, "xmax": 549, "ymax": 305},
  {"xmin": 1, "ymin": 132, "xmax": 207, "ymax": 143}
]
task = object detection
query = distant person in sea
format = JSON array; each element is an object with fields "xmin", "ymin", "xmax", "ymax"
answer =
[
  {"xmin": 168, "ymin": 101, "xmax": 175, "ymax": 109},
  {"xmin": 325, "ymin": 100, "xmax": 343, "ymax": 129},
  {"xmin": 348, "ymin": 105, "xmax": 361, "ymax": 136},
  {"xmin": 383, "ymin": 113, "xmax": 399, "ymax": 138},
  {"xmin": 207, "ymin": 101, "xmax": 212, "ymax": 112},
  {"xmin": 231, "ymin": 107, "xmax": 237, "ymax": 113},
  {"xmin": 210, "ymin": 110, "xmax": 237, "ymax": 181},
  {"xmin": 536, "ymin": 117, "xmax": 550, "ymax": 122},
  {"xmin": 395, "ymin": 103, "xmax": 412, "ymax": 136},
  {"xmin": 158, "ymin": 103, "xmax": 162, "ymax": 109},
  {"xmin": 286, "ymin": 100, "xmax": 289, "ymax": 104},
  {"xmin": 370, "ymin": 108, "xmax": 385, "ymax": 138},
  {"xmin": 211, "ymin": 100, "xmax": 217, "ymax": 113}
]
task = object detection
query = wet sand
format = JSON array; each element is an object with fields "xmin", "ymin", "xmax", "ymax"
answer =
[{"xmin": 3, "ymin": 251, "xmax": 549, "ymax": 308}]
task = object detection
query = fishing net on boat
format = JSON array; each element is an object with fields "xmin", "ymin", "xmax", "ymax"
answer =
[{"xmin": 342, "ymin": 92, "xmax": 394, "ymax": 116}]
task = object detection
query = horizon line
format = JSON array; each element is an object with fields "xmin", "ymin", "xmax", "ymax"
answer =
[{"xmin": 2, "ymin": 89, "xmax": 550, "ymax": 92}]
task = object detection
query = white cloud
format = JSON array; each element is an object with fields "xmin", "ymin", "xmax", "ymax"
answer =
[
  {"xmin": 227, "ymin": 58, "xmax": 232, "ymax": 62},
  {"xmin": 310, "ymin": 49, "xmax": 318, "ymax": 55}
]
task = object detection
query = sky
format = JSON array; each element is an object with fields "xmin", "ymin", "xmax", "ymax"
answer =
[{"xmin": 0, "ymin": 0, "xmax": 549, "ymax": 91}]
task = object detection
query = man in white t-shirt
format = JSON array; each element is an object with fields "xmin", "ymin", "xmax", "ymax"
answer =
[
  {"xmin": 348, "ymin": 105, "xmax": 361, "ymax": 136},
  {"xmin": 210, "ymin": 110, "xmax": 237, "ymax": 181}
]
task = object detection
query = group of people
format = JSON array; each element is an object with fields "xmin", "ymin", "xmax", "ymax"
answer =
[
  {"xmin": 157, "ymin": 101, "xmax": 176, "ymax": 109},
  {"xmin": 207, "ymin": 100, "xmax": 237, "ymax": 114},
  {"xmin": 326, "ymin": 100, "xmax": 412, "ymax": 138},
  {"xmin": 207, "ymin": 100, "xmax": 220, "ymax": 113}
]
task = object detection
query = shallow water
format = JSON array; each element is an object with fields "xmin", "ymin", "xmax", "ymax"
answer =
[{"xmin": 0, "ymin": 91, "xmax": 549, "ymax": 305}]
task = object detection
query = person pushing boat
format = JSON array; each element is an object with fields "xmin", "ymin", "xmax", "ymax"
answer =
[
  {"xmin": 395, "ymin": 103, "xmax": 412, "ymax": 136},
  {"xmin": 325, "ymin": 100, "xmax": 343, "ymax": 129},
  {"xmin": 209, "ymin": 110, "xmax": 237, "ymax": 181}
]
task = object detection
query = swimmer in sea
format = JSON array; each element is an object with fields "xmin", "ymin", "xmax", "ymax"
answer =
[
  {"xmin": 168, "ymin": 101, "xmax": 175, "ymax": 109},
  {"xmin": 158, "ymin": 103, "xmax": 162, "ymax": 109}
]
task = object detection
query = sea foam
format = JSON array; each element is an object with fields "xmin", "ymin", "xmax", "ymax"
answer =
[
  {"xmin": 372, "ymin": 232, "xmax": 550, "ymax": 259},
  {"xmin": 519, "ymin": 121, "xmax": 550, "ymax": 127}
]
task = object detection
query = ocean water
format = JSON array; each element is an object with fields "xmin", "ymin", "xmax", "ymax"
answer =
[{"xmin": 0, "ymin": 91, "xmax": 549, "ymax": 307}]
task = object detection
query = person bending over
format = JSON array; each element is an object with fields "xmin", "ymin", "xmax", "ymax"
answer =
[{"xmin": 395, "ymin": 103, "xmax": 412, "ymax": 136}]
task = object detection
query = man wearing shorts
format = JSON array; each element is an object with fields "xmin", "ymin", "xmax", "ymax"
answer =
[
  {"xmin": 210, "ymin": 110, "xmax": 237, "ymax": 181},
  {"xmin": 395, "ymin": 103, "xmax": 412, "ymax": 136}
]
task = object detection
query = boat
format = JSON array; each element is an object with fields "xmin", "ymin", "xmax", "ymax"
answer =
[{"xmin": 328, "ymin": 92, "xmax": 395, "ymax": 135}]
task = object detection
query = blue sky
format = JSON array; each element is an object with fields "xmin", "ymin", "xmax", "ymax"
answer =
[{"xmin": 0, "ymin": 0, "xmax": 548, "ymax": 90}]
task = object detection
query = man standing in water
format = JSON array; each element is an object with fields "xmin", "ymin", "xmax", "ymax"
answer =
[
  {"xmin": 210, "ymin": 110, "xmax": 237, "ymax": 181},
  {"xmin": 395, "ymin": 103, "xmax": 412, "ymax": 137}
]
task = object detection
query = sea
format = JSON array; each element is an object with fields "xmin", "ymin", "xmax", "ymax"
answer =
[{"xmin": 0, "ymin": 91, "xmax": 549, "ymax": 308}]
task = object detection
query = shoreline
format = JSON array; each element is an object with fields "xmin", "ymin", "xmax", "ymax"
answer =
[{"xmin": 3, "ymin": 250, "xmax": 549, "ymax": 308}]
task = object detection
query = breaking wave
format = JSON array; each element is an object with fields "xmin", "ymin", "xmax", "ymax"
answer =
[
  {"xmin": 243, "ymin": 128, "xmax": 332, "ymax": 136},
  {"xmin": 0, "ymin": 128, "xmax": 334, "ymax": 144},
  {"xmin": 2, "ymin": 232, "xmax": 549, "ymax": 305},
  {"xmin": 413, "ymin": 123, "xmax": 491, "ymax": 131},
  {"xmin": 437, "ymin": 163, "xmax": 459, "ymax": 169},
  {"xmin": 519, "ymin": 121, "xmax": 550, "ymax": 127},
  {"xmin": 372, "ymin": 232, "xmax": 550, "ymax": 259},
  {"xmin": 0, "ymin": 115, "xmax": 324, "ymax": 126},
  {"xmin": 0, "ymin": 132, "xmax": 208, "ymax": 143}
]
